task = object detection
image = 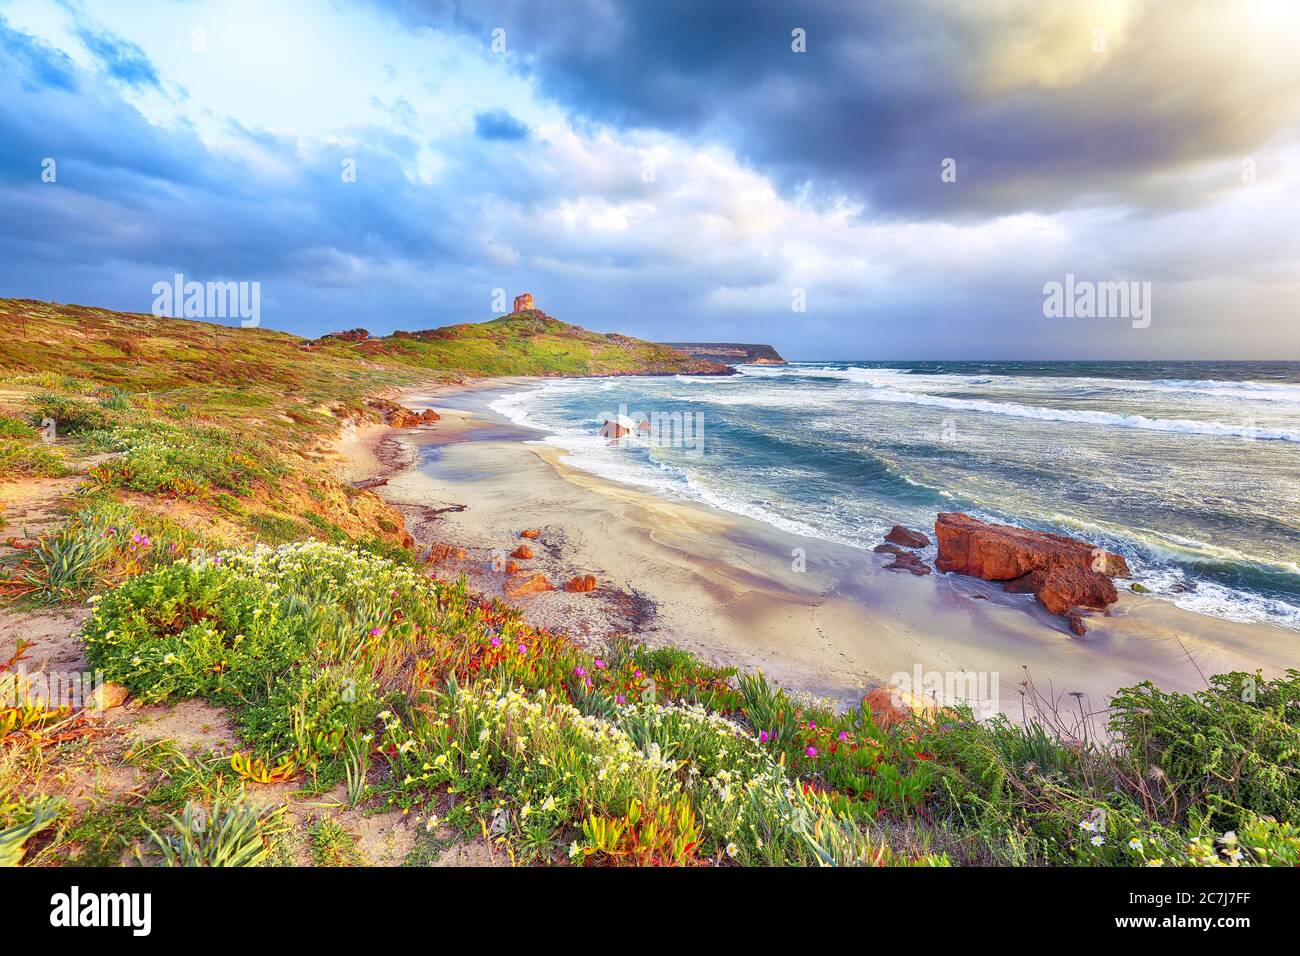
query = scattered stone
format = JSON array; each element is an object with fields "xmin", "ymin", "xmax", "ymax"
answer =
[
  {"xmin": 504, "ymin": 571, "xmax": 553, "ymax": 598},
  {"xmin": 885, "ymin": 525, "xmax": 930, "ymax": 549},
  {"xmin": 506, "ymin": 560, "xmax": 521, "ymax": 574},
  {"xmin": 511, "ymin": 544, "xmax": 533, "ymax": 560},
  {"xmin": 95, "ymin": 682, "xmax": 129, "ymax": 710},
  {"xmin": 862, "ymin": 685, "xmax": 933, "ymax": 729},
  {"xmin": 520, "ymin": 529, "xmax": 541, "ymax": 539},
  {"xmin": 873, "ymin": 543, "xmax": 908, "ymax": 557},
  {"xmin": 563, "ymin": 574, "xmax": 598, "ymax": 593},
  {"xmin": 1065, "ymin": 609, "xmax": 1089, "ymax": 637},
  {"xmin": 1130, "ymin": 582, "xmax": 1151, "ymax": 594},
  {"xmin": 884, "ymin": 551, "xmax": 931, "ymax": 576}
]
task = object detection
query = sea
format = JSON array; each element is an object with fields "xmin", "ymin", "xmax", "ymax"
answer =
[{"xmin": 489, "ymin": 361, "xmax": 1300, "ymax": 632}]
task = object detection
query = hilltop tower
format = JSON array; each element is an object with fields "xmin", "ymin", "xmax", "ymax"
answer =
[{"xmin": 513, "ymin": 292, "xmax": 535, "ymax": 312}]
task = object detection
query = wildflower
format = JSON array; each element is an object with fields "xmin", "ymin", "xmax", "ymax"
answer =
[
  {"xmin": 805, "ymin": 746, "xmax": 817, "ymax": 757},
  {"xmin": 1090, "ymin": 835, "xmax": 1105, "ymax": 847},
  {"xmin": 759, "ymin": 731, "xmax": 770, "ymax": 743},
  {"xmin": 1079, "ymin": 819, "xmax": 1096, "ymax": 833},
  {"xmin": 518, "ymin": 643, "xmax": 527, "ymax": 654},
  {"xmin": 574, "ymin": 666, "xmax": 587, "ymax": 678},
  {"xmin": 1128, "ymin": 837, "xmax": 1143, "ymax": 851},
  {"xmin": 490, "ymin": 636, "xmax": 501, "ymax": 648},
  {"xmin": 838, "ymin": 731, "xmax": 848, "ymax": 741},
  {"xmin": 369, "ymin": 627, "xmax": 382, "ymax": 637},
  {"xmin": 615, "ymin": 695, "xmax": 626, "ymax": 705},
  {"xmin": 725, "ymin": 843, "xmax": 738, "ymax": 859},
  {"xmin": 1145, "ymin": 859, "xmax": 1164, "ymax": 867},
  {"xmin": 594, "ymin": 659, "xmax": 606, "ymax": 669}
]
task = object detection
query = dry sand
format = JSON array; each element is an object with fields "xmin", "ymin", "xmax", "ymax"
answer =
[{"xmin": 344, "ymin": 379, "xmax": 1297, "ymax": 719}]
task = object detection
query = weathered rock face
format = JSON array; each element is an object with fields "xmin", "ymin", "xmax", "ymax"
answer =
[
  {"xmin": 934, "ymin": 512, "xmax": 1127, "ymax": 635},
  {"xmin": 935, "ymin": 513, "xmax": 1129, "ymax": 579},
  {"xmin": 1036, "ymin": 565, "xmax": 1118, "ymax": 615},
  {"xmin": 513, "ymin": 292, "xmax": 535, "ymax": 312},
  {"xmin": 885, "ymin": 525, "xmax": 930, "ymax": 549}
]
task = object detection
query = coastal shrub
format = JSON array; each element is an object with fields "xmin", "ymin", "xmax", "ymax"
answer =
[
  {"xmin": 86, "ymin": 422, "xmax": 283, "ymax": 497},
  {"xmin": 30, "ymin": 392, "xmax": 114, "ymax": 434},
  {"xmin": 0, "ymin": 439, "xmax": 64, "ymax": 480},
  {"xmin": 144, "ymin": 792, "xmax": 287, "ymax": 867},
  {"xmin": 1108, "ymin": 670, "xmax": 1300, "ymax": 831},
  {"xmin": 11, "ymin": 501, "xmax": 198, "ymax": 604}
]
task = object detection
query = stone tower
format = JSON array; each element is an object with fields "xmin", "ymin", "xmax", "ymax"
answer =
[{"xmin": 513, "ymin": 292, "xmax": 535, "ymax": 312}]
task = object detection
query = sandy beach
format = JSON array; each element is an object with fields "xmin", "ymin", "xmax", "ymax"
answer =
[{"xmin": 338, "ymin": 379, "xmax": 1297, "ymax": 720}]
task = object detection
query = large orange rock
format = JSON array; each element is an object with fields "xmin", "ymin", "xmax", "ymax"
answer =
[
  {"xmin": 935, "ymin": 512, "xmax": 1128, "ymax": 579},
  {"xmin": 504, "ymin": 571, "xmax": 553, "ymax": 598},
  {"xmin": 563, "ymin": 574, "xmax": 598, "ymax": 593},
  {"xmin": 935, "ymin": 513, "xmax": 1126, "ymax": 635},
  {"xmin": 388, "ymin": 407, "xmax": 441, "ymax": 428},
  {"xmin": 511, "ymin": 544, "xmax": 533, "ymax": 560}
]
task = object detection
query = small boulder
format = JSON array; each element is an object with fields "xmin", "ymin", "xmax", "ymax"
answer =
[
  {"xmin": 520, "ymin": 529, "xmax": 541, "ymax": 539},
  {"xmin": 873, "ymin": 543, "xmax": 908, "ymax": 557},
  {"xmin": 1065, "ymin": 609, "xmax": 1089, "ymax": 637},
  {"xmin": 93, "ymin": 682, "xmax": 129, "ymax": 711},
  {"xmin": 885, "ymin": 525, "xmax": 931, "ymax": 549},
  {"xmin": 511, "ymin": 544, "xmax": 533, "ymax": 560},
  {"xmin": 504, "ymin": 571, "xmax": 553, "ymax": 598},
  {"xmin": 563, "ymin": 574, "xmax": 598, "ymax": 593},
  {"xmin": 884, "ymin": 551, "xmax": 931, "ymax": 576}
]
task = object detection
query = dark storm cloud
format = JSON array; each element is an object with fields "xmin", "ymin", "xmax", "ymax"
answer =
[{"xmin": 372, "ymin": 0, "xmax": 1300, "ymax": 218}]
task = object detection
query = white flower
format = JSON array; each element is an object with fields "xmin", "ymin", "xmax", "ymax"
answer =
[
  {"xmin": 725, "ymin": 843, "xmax": 738, "ymax": 859},
  {"xmin": 1090, "ymin": 835, "xmax": 1105, "ymax": 846},
  {"xmin": 1128, "ymin": 837, "xmax": 1143, "ymax": 851}
]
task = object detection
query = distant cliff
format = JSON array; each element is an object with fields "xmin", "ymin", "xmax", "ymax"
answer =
[{"xmin": 659, "ymin": 342, "xmax": 787, "ymax": 365}]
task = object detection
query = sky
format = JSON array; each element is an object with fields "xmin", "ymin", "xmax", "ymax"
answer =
[{"xmin": 1, "ymin": 0, "xmax": 1298, "ymax": 360}]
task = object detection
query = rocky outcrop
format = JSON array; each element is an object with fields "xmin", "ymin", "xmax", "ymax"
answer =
[
  {"xmin": 885, "ymin": 525, "xmax": 930, "ymax": 549},
  {"xmin": 513, "ymin": 292, "xmax": 535, "ymax": 312},
  {"xmin": 935, "ymin": 513, "xmax": 1129, "ymax": 579},
  {"xmin": 322, "ymin": 328, "xmax": 370, "ymax": 342},
  {"xmin": 563, "ymin": 574, "xmax": 598, "ymax": 593},
  {"xmin": 388, "ymin": 407, "xmax": 440, "ymax": 428},
  {"xmin": 659, "ymin": 342, "xmax": 787, "ymax": 365},
  {"xmin": 934, "ymin": 513, "xmax": 1127, "ymax": 634}
]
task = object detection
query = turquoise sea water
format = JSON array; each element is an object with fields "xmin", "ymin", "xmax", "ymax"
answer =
[{"xmin": 490, "ymin": 361, "xmax": 1300, "ymax": 631}]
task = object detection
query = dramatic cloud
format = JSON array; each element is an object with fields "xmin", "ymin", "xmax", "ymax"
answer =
[{"xmin": 0, "ymin": 0, "xmax": 1297, "ymax": 358}]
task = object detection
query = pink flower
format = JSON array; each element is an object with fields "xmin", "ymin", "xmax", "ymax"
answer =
[
  {"xmin": 490, "ymin": 636, "xmax": 501, "ymax": 648},
  {"xmin": 574, "ymin": 666, "xmax": 587, "ymax": 678},
  {"xmin": 517, "ymin": 643, "xmax": 527, "ymax": 654},
  {"xmin": 594, "ymin": 659, "xmax": 606, "ymax": 669},
  {"xmin": 805, "ymin": 746, "xmax": 817, "ymax": 758},
  {"xmin": 838, "ymin": 731, "xmax": 849, "ymax": 741},
  {"xmin": 807, "ymin": 720, "xmax": 816, "ymax": 729},
  {"xmin": 369, "ymin": 627, "xmax": 382, "ymax": 637},
  {"xmin": 615, "ymin": 695, "xmax": 626, "ymax": 705},
  {"xmin": 634, "ymin": 669, "xmax": 642, "ymax": 678},
  {"xmin": 759, "ymin": 731, "xmax": 770, "ymax": 743}
]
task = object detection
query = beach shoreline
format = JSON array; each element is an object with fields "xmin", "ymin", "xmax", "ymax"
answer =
[{"xmin": 337, "ymin": 377, "xmax": 1296, "ymax": 718}]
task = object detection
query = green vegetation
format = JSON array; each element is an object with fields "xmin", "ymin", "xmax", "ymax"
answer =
[
  {"xmin": 1, "ymin": 297, "xmax": 1295, "ymax": 868},
  {"xmin": 74, "ymin": 541, "xmax": 1300, "ymax": 867}
]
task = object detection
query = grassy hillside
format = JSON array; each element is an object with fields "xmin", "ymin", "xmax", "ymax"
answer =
[{"xmin": 330, "ymin": 308, "xmax": 734, "ymax": 377}]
